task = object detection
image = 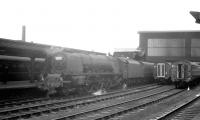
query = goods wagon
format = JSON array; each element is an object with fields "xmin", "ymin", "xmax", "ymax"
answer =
[
  {"xmin": 171, "ymin": 60, "xmax": 200, "ymax": 88},
  {"xmin": 41, "ymin": 51, "xmax": 155, "ymax": 96},
  {"xmin": 153, "ymin": 62, "xmax": 172, "ymax": 84}
]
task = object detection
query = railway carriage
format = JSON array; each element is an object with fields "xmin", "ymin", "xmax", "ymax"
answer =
[
  {"xmin": 153, "ymin": 62, "xmax": 172, "ymax": 84},
  {"xmin": 171, "ymin": 60, "xmax": 200, "ymax": 88}
]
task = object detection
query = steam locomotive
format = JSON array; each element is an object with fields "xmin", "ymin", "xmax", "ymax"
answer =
[{"xmin": 40, "ymin": 51, "xmax": 154, "ymax": 95}]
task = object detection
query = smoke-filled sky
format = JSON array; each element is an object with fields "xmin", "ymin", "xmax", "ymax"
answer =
[{"xmin": 0, "ymin": 0, "xmax": 200, "ymax": 53}]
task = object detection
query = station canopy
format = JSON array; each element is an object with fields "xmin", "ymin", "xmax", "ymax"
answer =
[{"xmin": 0, "ymin": 38, "xmax": 105, "ymax": 58}]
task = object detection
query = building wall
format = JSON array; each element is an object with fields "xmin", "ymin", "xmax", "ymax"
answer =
[{"xmin": 138, "ymin": 31, "xmax": 200, "ymax": 62}]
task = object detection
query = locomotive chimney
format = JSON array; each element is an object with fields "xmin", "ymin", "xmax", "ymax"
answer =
[{"xmin": 22, "ymin": 25, "xmax": 26, "ymax": 42}]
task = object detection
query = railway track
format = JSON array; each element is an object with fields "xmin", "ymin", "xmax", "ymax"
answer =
[
  {"xmin": 0, "ymin": 97, "xmax": 49, "ymax": 108},
  {"xmin": 0, "ymin": 84, "xmax": 157, "ymax": 108},
  {"xmin": 104, "ymin": 86, "xmax": 200, "ymax": 120},
  {"xmin": 54, "ymin": 87, "xmax": 180, "ymax": 120},
  {"xmin": 160, "ymin": 98, "xmax": 200, "ymax": 120},
  {"xmin": 0, "ymin": 84, "xmax": 158, "ymax": 107},
  {"xmin": 0, "ymin": 84, "xmax": 160, "ymax": 120},
  {"xmin": 151, "ymin": 88, "xmax": 200, "ymax": 120},
  {"xmin": 0, "ymin": 88, "xmax": 46, "ymax": 102},
  {"xmin": 22, "ymin": 85, "xmax": 177, "ymax": 120}
]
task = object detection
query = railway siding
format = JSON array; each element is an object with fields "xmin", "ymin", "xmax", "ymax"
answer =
[
  {"xmin": 0, "ymin": 84, "xmax": 160, "ymax": 120},
  {"xmin": 74, "ymin": 89, "xmax": 181, "ymax": 120},
  {"xmin": 118, "ymin": 86, "xmax": 200, "ymax": 120},
  {"xmin": 27, "ymin": 86, "xmax": 177, "ymax": 120},
  {"xmin": 0, "ymin": 84, "xmax": 157, "ymax": 109}
]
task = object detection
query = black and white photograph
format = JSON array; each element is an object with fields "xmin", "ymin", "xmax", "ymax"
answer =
[{"xmin": 1, "ymin": 0, "xmax": 200, "ymax": 120}]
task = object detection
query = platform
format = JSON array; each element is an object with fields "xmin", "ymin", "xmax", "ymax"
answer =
[{"xmin": 0, "ymin": 81, "xmax": 37, "ymax": 90}]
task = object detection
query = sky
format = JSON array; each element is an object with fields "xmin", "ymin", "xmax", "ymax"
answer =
[{"xmin": 0, "ymin": 0, "xmax": 200, "ymax": 54}]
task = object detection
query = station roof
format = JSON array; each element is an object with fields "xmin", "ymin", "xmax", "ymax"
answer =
[{"xmin": 0, "ymin": 38, "xmax": 105, "ymax": 58}]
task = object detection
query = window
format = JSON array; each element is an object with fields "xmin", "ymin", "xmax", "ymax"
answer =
[{"xmin": 157, "ymin": 63, "xmax": 165, "ymax": 77}]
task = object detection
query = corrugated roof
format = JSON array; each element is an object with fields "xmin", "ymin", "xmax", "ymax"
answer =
[
  {"xmin": 0, "ymin": 38, "xmax": 105, "ymax": 55},
  {"xmin": 0, "ymin": 38, "xmax": 50, "ymax": 51}
]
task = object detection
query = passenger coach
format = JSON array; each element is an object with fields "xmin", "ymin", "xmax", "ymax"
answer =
[
  {"xmin": 153, "ymin": 62, "xmax": 171, "ymax": 84},
  {"xmin": 171, "ymin": 61, "xmax": 200, "ymax": 88}
]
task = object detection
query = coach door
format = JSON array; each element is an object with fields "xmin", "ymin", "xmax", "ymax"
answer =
[
  {"xmin": 157, "ymin": 63, "xmax": 165, "ymax": 77},
  {"xmin": 177, "ymin": 64, "xmax": 184, "ymax": 79}
]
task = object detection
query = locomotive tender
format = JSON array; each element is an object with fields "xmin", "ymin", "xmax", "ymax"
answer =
[{"xmin": 41, "ymin": 51, "xmax": 154, "ymax": 95}]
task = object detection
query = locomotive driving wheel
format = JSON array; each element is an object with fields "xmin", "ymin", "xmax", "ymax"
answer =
[{"xmin": 88, "ymin": 81, "xmax": 101, "ymax": 93}]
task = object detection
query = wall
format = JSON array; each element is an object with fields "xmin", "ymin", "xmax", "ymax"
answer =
[{"xmin": 138, "ymin": 31, "xmax": 200, "ymax": 62}]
